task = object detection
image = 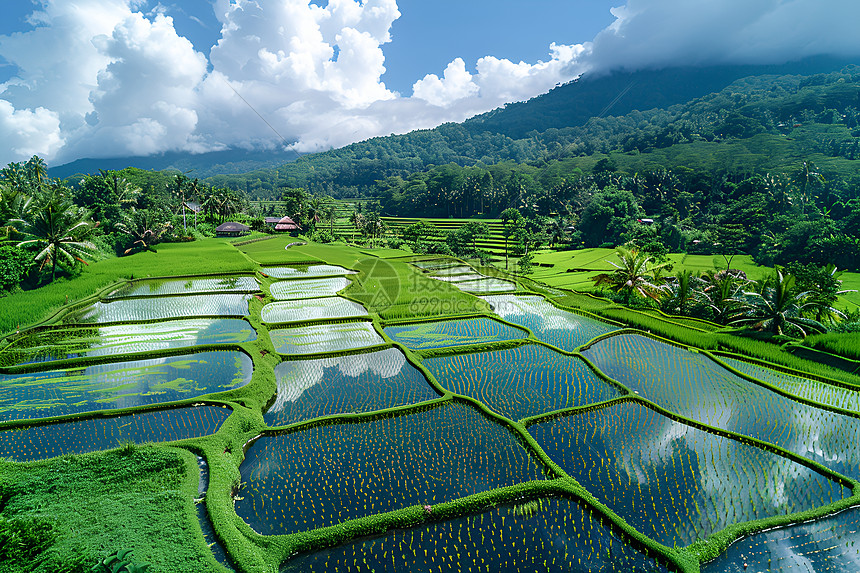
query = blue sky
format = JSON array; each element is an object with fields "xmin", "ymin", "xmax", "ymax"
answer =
[{"xmin": 0, "ymin": 0, "xmax": 857, "ymax": 166}]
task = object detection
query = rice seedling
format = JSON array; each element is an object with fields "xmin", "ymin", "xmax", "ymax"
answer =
[
  {"xmin": 68, "ymin": 293, "xmax": 252, "ymax": 323},
  {"xmin": 384, "ymin": 318, "xmax": 526, "ymax": 350},
  {"xmin": 582, "ymin": 334, "xmax": 860, "ymax": 480},
  {"xmin": 235, "ymin": 402, "xmax": 546, "ymax": 535},
  {"xmin": 0, "ymin": 350, "xmax": 252, "ymax": 422},
  {"xmin": 0, "ymin": 405, "xmax": 231, "ymax": 462},
  {"xmin": 105, "ymin": 276, "xmax": 259, "ymax": 298},
  {"xmin": 269, "ymin": 277, "xmax": 351, "ymax": 300},
  {"xmin": 265, "ymin": 348, "xmax": 438, "ymax": 426},
  {"xmin": 702, "ymin": 505, "xmax": 860, "ymax": 572},
  {"xmin": 483, "ymin": 294, "xmax": 619, "ymax": 351},
  {"xmin": 261, "ymin": 265, "xmax": 357, "ymax": 279},
  {"xmin": 422, "ymin": 345, "xmax": 618, "ymax": 421},
  {"xmin": 260, "ymin": 297, "xmax": 369, "ymax": 324},
  {"xmin": 270, "ymin": 322, "xmax": 383, "ymax": 355},
  {"xmin": 802, "ymin": 332, "xmax": 860, "ymax": 361},
  {"xmin": 529, "ymin": 401, "xmax": 848, "ymax": 548},
  {"xmin": 720, "ymin": 356, "xmax": 860, "ymax": 414},
  {"xmin": 0, "ymin": 319, "xmax": 255, "ymax": 367},
  {"xmin": 282, "ymin": 497, "xmax": 672, "ymax": 572}
]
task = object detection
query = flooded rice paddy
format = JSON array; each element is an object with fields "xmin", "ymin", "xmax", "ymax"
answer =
[
  {"xmin": 236, "ymin": 402, "xmax": 547, "ymax": 535},
  {"xmin": 0, "ymin": 319, "xmax": 255, "ymax": 366},
  {"xmin": 0, "ymin": 350, "xmax": 252, "ymax": 421},
  {"xmin": 581, "ymin": 334, "xmax": 860, "ymax": 480},
  {"xmin": 483, "ymin": 294, "xmax": 620, "ymax": 351},
  {"xmin": 282, "ymin": 497, "xmax": 672, "ymax": 573},
  {"xmin": 261, "ymin": 297, "xmax": 368, "ymax": 324},
  {"xmin": 384, "ymin": 317, "xmax": 526, "ymax": 350},
  {"xmin": 530, "ymin": 401, "xmax": 848, "ymax": 547},
  {"xmin": 69, "ymin": 293, "xmax": 252, "ymax": 322},
  {"xmin": 105, "ymin": 276, "xmax": 259, "ymax": 298},
  {"xmin": 268, "ymin": 277, "xmax": 352, "ymax": 300},
  {"xmin": 0, "ymin": 405, "xmax": 231, "ymax": 461},
  {"xmin": 265, "ymin": 348, "xmax": 438, "ymax": 426},
  {"xmin": 4, "ymin": 258, "xmax": 860, "ymax": 573},
  {"xmin": 269, "ymin": 321, "xmax": 383, "ymax": 355},
  {"xmin": 423, "ymin": 345, "xmax": 618, "ymax": 420},
  {"xmin": 262, "ymin": 265, "xmax": 357, "ymax": 278}
]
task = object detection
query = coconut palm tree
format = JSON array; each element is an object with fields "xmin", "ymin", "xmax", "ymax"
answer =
[
  {"xmin": 696, "ymin": 269, "xmax": 748, "ymax": 325},
  {"xmin": 729, "ymin": 271, "xmax": 825, "ymax": 337},
  {"xmin": 116, "ymin": 208, "xmax": 173, "ymax": 255},
  {"xmin": 591, "ymin": 246, "xmax": 668, "ymax": 304},
  {"xmin": 13, "ymin": 197, "xmax": 96, "ymax": 282}
]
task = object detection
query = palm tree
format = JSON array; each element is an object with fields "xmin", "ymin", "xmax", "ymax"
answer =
[
  {"xmin": 696, "ymin": 269, "xmax": 747, "ymax": 325},
  {"xmin": 13, "ymin": 198, "xmax": 96, "ymax": 282},
  {"xmin": 500, "ymin": 208, "xmax": 522, "ymax": 270},
  {"xmin": 116, "ymin": 209, "xmax": 172, "ymax": 255},
  {"xmin": 729, "ymin": 271, "xmax": 825, "ymax": 337},
  {"xmin": 591, "ymin": 246, "xmax": 668, "ymax": 304},
  {"xmin": 659, "ymin": 269, "xmax": 697, "ymax": 315}
]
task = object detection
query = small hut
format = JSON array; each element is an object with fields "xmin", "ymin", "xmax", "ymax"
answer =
[
  {"xmin": 274, "ymin": 216, "xmax": 302, "ymax": 236},
  {"xmin": 216, "ymin": 222, "xmax": 250, "ymax": 237}
]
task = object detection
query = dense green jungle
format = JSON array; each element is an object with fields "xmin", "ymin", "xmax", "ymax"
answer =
[{"xmin": 1, "ymin": 58, "xmax": 860, "ymax": 572}]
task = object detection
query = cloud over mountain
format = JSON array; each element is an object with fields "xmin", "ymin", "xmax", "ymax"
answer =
[{"xmin": 0, "ymin": 0, "xmax": 858, "ymax": 166}]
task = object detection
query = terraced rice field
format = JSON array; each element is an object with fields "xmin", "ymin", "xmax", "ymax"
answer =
[
  {"xmin": 261, "ymin": 265, "xmax": 357, "ymax": 278},
  {"xmin": 270, "ymin": 322, "xmax": 383, "ymax": 355},
  {"xmin": 0, "ymin": 319, "xmax": 256, "ymax": 366},
  {"xmin": 69, "ymin": 293, "xmax": 252, "ymax": 323},
  {"xmin": 5, "ymin": 244, "xmax": 860, "ymax": 573},
  {"xmin": 581, "ymin": 334, "xmax": 860, "ymax": 480},
  {"xmin": 105, "ymin": 276, "xmax": 259, "ymax": 298},
  {"xmin": 0, "ymin": 351, "xmax": 252, "ymax": 421},
  {"xmin": 283, "ymin": 497, "xmax": 672, "ymax": 572},
  {"xmin": 423, "ymin": 345, "xmax": 618, "ymax": 421},
  {"xmin": 261, "ymin": 297, "xmax": 369, "ymax": 324},
  {"xmin": 718, "ymin": 356, "xmax": 860, "ymax": 414},
  {"xmin": 530, "ymin": 401, "xmax": 848, "ymax": 547},
  {"xmin": 702, "ymin": 505, "xmax": 860, "ymax": 572},
  {"xmin": 269, "ymin": 277, "xmax": 351, "ymax": 300},
  {"xmin": 483, "ymin": 294, "xmax": 620, "ymax": 351},
  {"xmin": 0, "ymin": 405, "xmax": 231, "ymax": 461},
  {"xmin": 235, "ymin": 402, "xmax": 546, "ymax": 535},
  {"xmin": 384, "ymin": 317, "xmax": 526, "ymax": 350},
  {"xmin": 265, "ymin": 348, "xmax": 438, "ymax": 426}
]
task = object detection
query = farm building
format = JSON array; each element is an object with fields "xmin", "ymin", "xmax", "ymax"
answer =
[
  {"xmin": 216, "ymin": 222, "xmax": 250, "ymax": 237},
  {"xmin": 265, "ymin": 216, "xmax": 303, "ymax": 235}
]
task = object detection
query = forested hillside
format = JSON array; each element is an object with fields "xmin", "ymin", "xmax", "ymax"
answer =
[{"xmin": 203, "ymin": 58, "xmax": 860, "ymax": 199}]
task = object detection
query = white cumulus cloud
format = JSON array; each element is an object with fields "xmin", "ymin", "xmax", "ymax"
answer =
[{"xmin": 0, "ymin": 0, "xmax": 859, "ymax": 166}]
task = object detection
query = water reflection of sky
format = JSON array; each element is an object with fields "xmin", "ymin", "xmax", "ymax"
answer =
[
  {"xmin": 384, "ymin": 317, "xmax": 525, "ymax": 350},
  {"xmin": 266, "ymin": 348, "xmax": 437, "ymax": 426},
  {"xmin": 260, "ymin": 297, "xmax": 368, "ymax": 324},
  {"xmin": 582, "ymin": 334, "xmax": 860, "ymax": 481},
  {"xmin": 0, "ymin": 351, "xmax": 252, "ymax": 422},
  {"xmin": 71, "ymin": 294, "xmax": 252, "ymax": 323},
  {"xmin": 106, "ymin": 276, "xmax": 259, "ymax": 298},
  {"xmin": 703, "ymin": 505, "xmax": 860, "ymax": 573},
  {"xmin": 269, "ymin": 277, "xmax": 351, "ymax": 300},
  {"xmin": 483, "ymin": 294, "xmax": 619, "ymax": 351},
  {"xmin": 4, "ymin": 319, "xmax": 255, "ymax": 365},
  {"xmin": 270, "ymin": 322, "xmax": 382, "ymax": 355},
  {"xmin": 530, "ymin": 401, "xmax": 848, "ymax": 548}
]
